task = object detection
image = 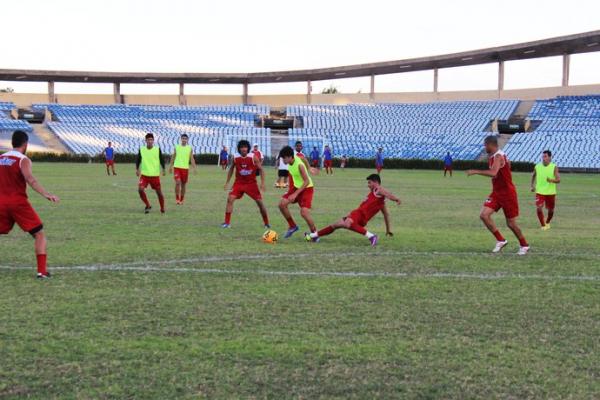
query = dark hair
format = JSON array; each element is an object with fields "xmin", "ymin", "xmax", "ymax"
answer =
[
  {"xmin": 366, "ymin": 174, "xmax": 381, "ymax": 184},
  {"xmin": 237, "ymin": 139, "xmax": 251, "ymax": 153},
  {"xmin": 181, "ymin": 134, "xmax": 189, "ymax": 138},
  {"xmin": 145, "ymin": 133, "xmax": 154, "ymax": 139},
  {"xmin": 279, "ymin": 145, "xmax": 294, "ymax": 158},
  {"xmin": 543, "ymin": 150, "xmax": 552, "ymax": 157},
  {"xmin": 295, "ymin": 141, "xmax": 302, "ymax": 146},
  {"xmin": 12, "ymin": 130, "xmax": 29, "ymax": 148},
  {"xmin": 484, "ymin": 135, "xmax": 498, "ymax": 146}
]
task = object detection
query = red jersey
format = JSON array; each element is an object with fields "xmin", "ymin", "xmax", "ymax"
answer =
[
  {"xmin": 0, "ymin": 150, "xmax": 28, "ymax": 202},
  {"xmin": 357, "ymin": 189, "xmax": 386, "ymax": 221},
  {"xmin": 252, "ymin": 149, "xmax": 263, "ymax": 161},
  {"xmin": 489, "ymin": 150, "xmax": 516, "ymax": 195},
  {"xmin": 234, "ymin": 154, "xmax": 258, "ymax": 185}
]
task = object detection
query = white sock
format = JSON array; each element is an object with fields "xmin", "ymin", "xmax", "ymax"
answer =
[
  {"xmin": 365, "ymin": 231, "xmax": 375, "ymax": 239},
  {"xmin": 310, "ymin": 232, "xmax": 319, "ymax": 238}
]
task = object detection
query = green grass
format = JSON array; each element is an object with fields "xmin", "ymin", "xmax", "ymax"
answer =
[{"xmin": 1, "ymin": 163, "xmax": 599, "ymax": 399}]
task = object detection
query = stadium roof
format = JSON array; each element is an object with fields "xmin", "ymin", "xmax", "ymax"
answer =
[{"xmin": 1, "ymin": 30, "xmax": 599, "ymax": 84}]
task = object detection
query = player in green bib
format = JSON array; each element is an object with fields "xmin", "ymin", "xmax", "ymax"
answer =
[
  {"xmin": 278, "ymin": 145, "xmax": 317, "ymax": 238},
  {"xmin": 135, "ymin": 133, "xmax": 166, "ymax": 214},
  {"xmin": 531, "ymin": 150, "xmax": 561, "ymax": 230},
  {"xmin": 168, "ymin": 134, "xmax": 197, "ymax": 205}
]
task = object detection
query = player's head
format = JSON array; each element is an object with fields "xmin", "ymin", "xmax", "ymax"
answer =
[
  {"xmin": 237, "ymin": 139, "xmax": 251, "ymax": 156},
  {"xmin": 378, "ymin": 147, "xmax": 383, "ymax": 152},
  {"xmin": 325, "ymin": 145, "xmax": 329, "ymax": 149},
  {"xmin": 279, "ymin": 145, "xmax": 295, "ymax": 164},
  {"xmin": 484, "ymin": 135, "xmax": 498, "ymax": 154},
  {"xmin": 253, "ymin": 144, "xmax": 259, "ymax": 150},
  {"xmin": 180, "ymin": 134, "xmax": 189, "ymax": 145},
  {"xmin": 295, "ymin": 141, "xmax": 303, "ymax": 153},
  {"xmin": 542, "ymin": 150, "xmax": 552, "ymax": 164},
  {"xmin": 108, "ymin": 141, "xmax": 112, "ymax": 147},
  {"xmin": 446, "ymin": 151, "xmax": 450, "ymax": 156},
  {"xmin": 366, "ymin": 173, "xmax": 381, "ymax": 189},
  {"xmin": 145, "ymin": 133, "xmax": 154, "ymax": 147},
  {"xmin": 11, "ymin": 130, "xmax": 29, "ymax": 152},
  {"xmin": 313, "ymin": 146, "xmax": 317, "ymax": 150}
]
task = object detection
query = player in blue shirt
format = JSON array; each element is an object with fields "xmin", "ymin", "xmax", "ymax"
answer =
[
  {"xmin": 310, "ymin": 147, "xmax": 320, "ymax": 169},
  {"xmin": 219, "ymin": 145, "xmax": 229, "ymax": 170},
  {"xmin": 444, "ymin": 152, "xmax": 453, "ymax": 177},
  {"xmin": 323, "ymin": 145, "xmax": 333, "ymax": 175},
  {"xmin": 375, "ymin": 147, "xmax": 384, "ymax": 173},
  {"xmin": 102, "ymin": 141, "xmax": 116, "ymax": 176}
]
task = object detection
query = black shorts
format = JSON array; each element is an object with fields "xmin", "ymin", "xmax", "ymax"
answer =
[
  {"xmin": 256, "ymin": 170, "xmax": 261, "ymax": 176},
  {"xmin": 278, "ymin": 170, "xmax": 289, "ymax": 178}
]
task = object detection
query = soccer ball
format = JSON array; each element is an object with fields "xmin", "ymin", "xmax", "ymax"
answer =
[{"xmin": 262, "ymin": 230, "xmax": 278, "ymax": 244}]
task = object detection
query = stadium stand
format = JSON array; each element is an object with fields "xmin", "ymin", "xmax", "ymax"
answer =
[
  {"xmin": 287, "ymin": 100, "xmax": 518, "ymax": 159},
  {"xmin": 33, "ymin": 104, "xmax": 271, "ymax": 156},
  {"xmin": 504, "ymin": 95, "xmax": 600, "ymax": 169},
  {"xmin": 0, "ymin": 102, "xmax": 32, "ymax": 134}
]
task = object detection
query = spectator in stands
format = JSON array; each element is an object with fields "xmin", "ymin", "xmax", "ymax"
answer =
[
  {"xmin": 310, "ymin": 146, "xmax": 320, "ymax": 169},
  {"xmin": 444, "ymin": 152, "xmax": 453, "ymax": 177},
  {"xmin": 252, "ymin": 144, "xmax": 264, "ymax": 176},
  {"xmin": 219, "ymin": 145, "xmax": 229, "ymax": 170},
  {"xmin": 102, "ymin": 141, "xmax": 116, "ymax": 176},
  {"xmin": 375, "ymin": 147, "xmax": 384, "ymax": 173}
]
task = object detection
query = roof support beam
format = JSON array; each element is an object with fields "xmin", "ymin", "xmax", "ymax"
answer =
[
  {"xmin": 498, "ymin": 61, "xmax": 505, "ymax": 92},
  {"xmin": 370, "ymin": 74, "xmax": 375, "ymax": 101},
  {"xmin": 307, "ymin": 80, "xmax": 312, "ymax": 104},
  {"xmin": 48, "ymin": 81, "xmax": 55, "ymax": 103},
  {"xmin": 562, "ymin": 54, "xmax": 570, "ymax": 87},
  {"xmin": 433, "ymin": 68, "xmax": 439, "ymax": 93},
  {"xmin": 179, "ymin": 82, "xmax": 186, "ymax": 106},
  {"xmin": 242, "ymin": 82, "xmax": 248, "ymax": 105},
  {"xmin": 113, "ymin": 82, "xmax": 121, "ymax": 104}
]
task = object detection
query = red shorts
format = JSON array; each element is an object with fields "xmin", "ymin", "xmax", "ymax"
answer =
[
  {"xmin": 220, "ymin": 159, "xmax": 228, "ymax": 166},
  {"xmin": 230, "ymin": 182, "xmax": 262, "ymax": 201},
  {"xmin": 139, "ymin": 175, "xmax": 161, "ymax": 191},
  {"xmin": 105, "ymin": 160, "xmax": 114, "ymax": 166},
  {"xmin": 376, "ymin": 164, "xmax": 383, "ymax": 172},
  {"xmin": 444, "ymin": 165, "xmax": 452, "ymax": 171},
  {"xmin": 324, "ymin": 160, "xmax": 333, "ymax": 168},
  {"xmin": 283, "ymin": 187, "xmax": 314, "ymax": 209},
  {"xmin": 0, "ymin": 199, "xmax": 43, "ymax": 235},
  {"xmin": 173, "ymin": 167, "xmax": 189, "ymax": 184},
  {"xmin": 346, "ymin": 209, "xmax": 368, "ymax": 227},
  {"xmin": 311, "ymin": 159, "xmax": 319, "ymax": 167},
  {"xmin": 484, "ymin": 192, "xmax": 519, "ymax": 219},
  {"xmin": 535, "ymin": 194, "xmax": 556, "ymax": 210}
]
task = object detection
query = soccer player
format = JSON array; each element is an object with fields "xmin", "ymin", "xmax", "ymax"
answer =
[
  {"xmin": 219, "ymin": 145, "xmax": 229, "ymax": 170},
  {"xmin": 531, "ymin": 150, "xmax": 560, "ymax": 230},
  {"xmin": 252, "ymin": 144, "xmax": 264, "ymax": 177},
  {"xmin": 467, "ymin": 135, "xmax": 530, "ymax": 255},
  {"xmin": 278, "ymin": 145, "xmax": 316, "ymax": 238},
  {"xmin": 340, "ymin": 154, "xmax": 348, "ymax": 169},
  {"xmin": 310, "ymin": 146, "xmax": 320, "ymax": 168},
  {"xmin": 443, "ymin": 151, "xmax": 453, "ymax": 177},
  {"xmin": 375, "ymin": 147, "xmax": 384, "ymax": 173},
  {"xmin": 305, "ymin": 174, "xmax": 400, "ymax": 246},
  {"xmin": 323, "ymin": 145, "xmax": 333, "ymax": 175},
  {"xmin": 168, "ymin": 134, "xmax": 197, "ymax": 205},
  {"xmin": 103, "ymin": 141, "xmax": 116, "ymax": 176},
  {"xmin": 136, "ymin": 133, "xmax": 166, "ymax": 214},
  {"xmin": 222, "ymin": 140, "xmax": 270, "ymax": 228},
  {"xmin": 274, "ymin": 153, "xmax": 289, "ymax": 189},
  {"xmin": 0, "ymin": 130, "xmax": 59, "ymax": 278}
]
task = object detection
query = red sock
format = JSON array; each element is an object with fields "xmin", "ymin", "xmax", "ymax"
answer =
[
  {"xmin": 180, "ymin": 194, "xmax": 184, "ymax": 202},
  {"xmin": 36, "ymin": 254, "xmax": 47, "ymax": 275},
  {"xmin": 176, "ymin": 194, "xmax": 180, "ymax": 202},
  {"xmin": 158, "ymin": 193, "xmax": 165, "ymax": 212},
  {"xmin": 262, "ymin": 214, "xmax": 270, "ymax": 226},
  {"xmin": 286, "ymin": 216, "xmax": 296, "ymax": 229},
  {"xmin": 139, "ymin": 191, "xmax": 150, "ymax": 207},
  {"xmin": 225, "ymin": 212, "xmax": 232, "ymax": 224},
  {"xmin": 518, "ymin": 236, "xmax": 529, "ymax": 247},
  {"xmin": 536, "ymin": 209, "xmax": 545, "ymax": 226},
  {"xmin": 317, "ymin": 225, "xmax": 335, "ymax": 237},
  {"xmin": 546, "ymin": 210, "xmax": 554, "ymax": 224},
  {"xmin": 349, "ymin": 222, "xmax": 367, "ymax": 235},
  {"xmin": 492, "ymin": 230, "xmax": 505, "ymax": 241}
]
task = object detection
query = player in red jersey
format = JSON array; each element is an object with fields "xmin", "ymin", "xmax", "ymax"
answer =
[
  {"xmin": 305, "ymin": 174, "xmax": 400, "ymax": 246},
  {"xmin": 467, "ymin": 135, "xmax": 530, "ymax": 255},
  {"xmin": 0, "ymin": 131, "xmax": 60, "ymax": 278},
  {"xmin": 222, "ymin": 140, "xmax": 270, "ymax": 228}
]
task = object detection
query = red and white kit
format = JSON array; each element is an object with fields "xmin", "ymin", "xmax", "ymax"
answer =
[
  {"xmin": 484, "ymin": 150, "xmax": 519, "ymax": 219},
  {"xmin": 347, "ymin": 189, "xmax": 386, "ymax": 226},
  {"xmin": 230, "ymin": 154, "xmax": 262, "ymax": 200}
]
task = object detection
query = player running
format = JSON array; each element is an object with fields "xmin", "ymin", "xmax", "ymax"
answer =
[
  {"xmin": 443, "ymin": 151, "xmax": 453, "ymax": 177},
  {"xmin": 168, "ymin": 134, "xmax": 197, "ymax": 205},
  {"xmin": 278, "ymin": 145, "xmax": 316, "ymax": 238},
  {"xmin": 219, "ymin": 145, "xmax": 229, "ymax": 170},
  {"xmin": 323, "ymin": 145, "xmax": 333, "ymax": 175},
  {"xmin": 467, "ymin": 135, "xmax": 530, "ymax": 255},
  {"xmin": 0, "ymin": 130, "xmax": 60, "ymax": 278},
  {"xmin": 375, "ymin": 147, "xmax": 384, "ymax": 173},
  {"xmin": 531, "ymin": 150, "xmax": 560, "ymax": 230},
  {"xmin": 136, "ymin": 133, "xmax": 166, "ymax": 214},
  {"xmin": 305, "ymin": 174, "xmax": 400, "ymax": 246},
  {"xmin": 222, "ymin": 140, "xmax": 270, "ymax": 228},
  {"xmin": 102, "ymin": 141, "xmax": 117, "ymax": 176}
]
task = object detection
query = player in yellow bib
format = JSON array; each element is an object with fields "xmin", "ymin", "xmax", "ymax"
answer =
[
  {"xmin": 136, "ymin": 133, "xmax": 166, "ymax": 214},
  {"xmin": 168, "ymin": 134, "xmax": 197, "ymax": 205},
  {"xmin": 530, "ymin": 150, "xmax": 560, "ymax": 230}
]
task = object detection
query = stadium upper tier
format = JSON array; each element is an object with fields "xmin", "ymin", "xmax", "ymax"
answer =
[
  {"xmin": 33, "ymin": 104, "xmax": 271, "ymax": 155},
  {"xmin": 504, "ymin": 95, "xmax": 600, "ymax": 168},
  {"xmin": 287, "ymin": 101, "xmax": 518, "ymax": 160},
  {"xmin": 0, "ymin": 102, "xmax": 32, "ymax": 135}
]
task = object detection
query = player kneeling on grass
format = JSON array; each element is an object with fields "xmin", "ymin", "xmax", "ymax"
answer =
[
  {"xmin": 305, "ymin": 174, "xmax": 400, "ymax": 246},
  {"xmin": 0, "ymin": 130, "xmax": 60, "ymax": 278},
  {"xmin": 222, "ymin": 140, "xmax": 270, "ymax": 228},
  {"xmin": 279, "ymin": 145, "xmax": 316, "ymax": 238},
  {"xmin": 136, "ymin": 133, "xmax": 166, "ymax": 214}
]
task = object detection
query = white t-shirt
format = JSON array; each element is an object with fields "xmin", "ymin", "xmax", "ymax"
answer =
[{"xmin": 278, "ymin": 158, "xmax": 288, "ymax": 170}]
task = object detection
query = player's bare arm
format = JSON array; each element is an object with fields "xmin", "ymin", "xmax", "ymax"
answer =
[
  {"xmin": 224, "ymin": 162, "xmax": 235, "ymax": 190},
  {"xmin": 135, "ymin": 150, "xmax": 142, "ymax": 177},
  {"xmin": 190, "ymin": 149, "xmax": 198, "ymax": 174},
  {"xmin": 20, "ymin": 158, "xmax": 59, "ymax": 203},
  {"xmin": 159, "ymin": 149, "xmax": 166, "ymax": 176},
  {"xmin": 255, "ymin": 155, "xmax": 266, "ymax": 192},
  {"xmin": 548, "ymin": 166, "xmax": 561, "ymax": 184},
  {"xmin": 530, "ymin": 169, "xmax": 537, "ymax": 192},
  {"xmin": 378, "ymin": 186, "xmax": 401, "ymax": 205},
  {"xmin": 168, "ymin": 149, "xmax": 176, "ymax": 174},
  {"xmin": 466, "ymin": 154, "xmax": 503, "ymax": 178}
]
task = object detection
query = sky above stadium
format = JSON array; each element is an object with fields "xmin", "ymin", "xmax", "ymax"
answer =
[{"xmin": 1, "ymin": 0, "xmax": 599, "ymax": 94}]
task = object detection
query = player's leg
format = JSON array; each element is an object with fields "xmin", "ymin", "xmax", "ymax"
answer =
[
  {"xmin": 138, "ymin": 178, "xmax": 152, "ymax": 212},
  {"xmin": 32, "ymin": 229, "xmax": 49, "ymax": 278},
  {"xmin": 180, "ymin": 182, "xmax": 187, "ymax": 204},
  {"xmin": 506, "ymin": 216, "xmax": 529, "ymax": 254},
  {"xmin": 111, "ymin": 162, "xmax": 116, "ymax": 175},
  {"xmin": 480, "ymin": 205, "xmax": 508, "ymax": 252},
  {"xmin": 155, "ymin": 188, "xmax": 165, "ymax": 213},
  {"xmin": 299, "ymin": 207, "xmax": 316, "ymax": 233},
  {"xmin": 255, "ymin": 199, "xmax": 270, "ymax": 228},
  {"xmin": 174, "ymin": 180, "xmax": 182, "ymax": 204},
  {"xmin": 545, "ymin": 195, "xmax": 556, "ymax": 226},
  {"xmin": 535, "ymin": 194, "xmax": 546, "ymax": 227},
  {"xmin": 223, "ymin": 194, "xmax": 237, "ymax": 227},
  {"xmin": 106, "ymin": 163, "xmax": 110, "ymax": 176},
  {"xmin": 279, "ymin": 198, "xmax": 299, "ymax": 238}
]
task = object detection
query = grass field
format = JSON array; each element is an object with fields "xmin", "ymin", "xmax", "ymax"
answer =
[{"xmin": 1, "ymin": 163, "xmax": 599, "ymax": 399}]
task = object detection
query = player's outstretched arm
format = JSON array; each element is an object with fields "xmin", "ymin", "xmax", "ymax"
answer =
[
  {"xmin": 190, "ymin": 149, "xmax": 197, "ymax": 174},
  {"xmin": 20, "ymin": 158, "xmax": 59, "ymax": 203},
  {"xmin": 467, "ymin": 154, "xmax": 502, "ymax": 178},
  {"xmin": 382, "ymin": 204, "xmax": 393, "ymax": 236},
  {"xmin": 135, "ymin": 150, "xmax": 142, "ymax": 176},
  {"xmin": 159, "ymin": 149, "xmax": 166, "ymax": 176},
  {"xmin": 378, "ymin": 186, "xmax": 401, "ymax": 205},
  {"xmin": 224, "ymin": 162, "xmax": 235, "ymax": 190}
]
